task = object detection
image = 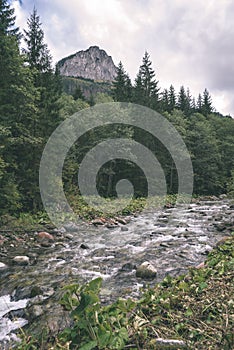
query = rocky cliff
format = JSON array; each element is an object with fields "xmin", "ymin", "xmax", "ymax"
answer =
[{"xmin": 57, "ymin": 46, "xmax": 117, "ymax": 82}]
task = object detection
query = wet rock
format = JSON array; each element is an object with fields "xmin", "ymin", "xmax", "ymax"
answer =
[
  {"xmin": 63, "ymin": 222, "xmax": 79, "ymax": 232},
  {"xmin": 91, "ymin": 218, "xmax": 106, "ymax": 226},
  {"xmin": 219, "ymin": 194, "xmax": 227, "ymax": 199},
  {"xmin": 121, "ymin": 226, "xmax": 129, "ymax": 232},
  {"xmin": 40, "ymin": 241, "xmax": 53, "ymax": 248},
  {"xmin": 136, "ymin": 261, "xmax": 157, "ymax": 279},
  {"xmin": 0, "ymin": 262, "xmax": 7, "ymax": 270},
  {"xmin": 11, "ymin": 286, "xmax": 32, "ymax": 301},
  {"xmin": 164, "ymin": 203, "xmax": 174, "ymax": 209},
  {"xmin": 64, "ymin": 233, "xmax": 73, "ymax": 240},
  {"xmin": 80, "ymin": 243, "xmax": 90, "ymax": 249},
  {"xmin": 121, "ymin": 262, "xmax": 136, "ymax": 271},
  {"xmin": 196, "ymin": 261, "xmax": 205, "ymax": 269},
  {"xmin": 13, "ymin": 255, "xmax": 29, "ymax": 265},
  {"xmin": 150, "ymin": 338, "xmax": 187, "ymax": 348},
  {"xmin": 37, "ymin": 231, "xmax": 54, "ymax": 241},
  {"xmin": 115, "ymin": 217, "xmax": 128, "ymax": 225},
  {"xmin": 30, "ymin": 286, "xmax": 43, "ymax": 298},
  {"xmin": 27, "ymin": 304, "xmax": 44, "ymax": 321},
  {"xmin": 57, "ymin": 227, "xmax": 66, "ymax": 234},
  {"xmin": 106, "ymin": 224, "xmax": 118, "ymax": 229},
  {"xmin": 8, "ymin": 308, "xmax": 26, "ymax": 320}
]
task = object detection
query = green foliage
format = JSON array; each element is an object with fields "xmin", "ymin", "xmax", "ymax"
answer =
[
  {"xmin": 19, "ymin": 236, "xmax": 234, "ymax": 349},
  {"xmin": 94, "ymin": 92, "xmax": 113, "ymax": 104},
  {"xmin": 112, "ymin": 61, "xmax": 132, "ymax": 102},
  {"xmin": 59, "ymin": 278, "xmax": 135, "ymax": 349},
  {"xmin": 0, "ymin": 1, "xmax": 233, "ymax": 219}
]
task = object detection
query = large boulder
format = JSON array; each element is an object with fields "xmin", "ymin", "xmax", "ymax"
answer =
[{"xmin": 136, "ymin": 261, "xmax": 157, "ymax": 279}]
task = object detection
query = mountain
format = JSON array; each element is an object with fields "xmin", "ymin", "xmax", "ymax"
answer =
[{"xmin": 57, "ymin": 46, "xmax": 117, "ymax": 82}]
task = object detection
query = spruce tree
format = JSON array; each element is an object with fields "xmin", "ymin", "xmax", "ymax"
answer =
[
  {"xmin": 133, "ymin": 52, "xmax": 160, "ymax": 109},
  {"xmin": 162, "ymin": 88, "xmax": 169, "ymax": 111},
  {"xmin": 0, "ymin": 0, "xmax": 39, "ymax": 213},
  {"xmin": 23, "ymin": 7, "xmax": 52, "ymax": 73},
  {"xmin": 168, "ymin": 85, "xmax": 176, "ymax": 112},
  {"xmin": 202, "ymin": 88, "xmax": 213, "ymax": 116},
  {"xmin": 177, "ymin": 86, "xmax": 191, "ymax": 116},
  {"xmin": 196, "ymin": 93, "xmax": 202, "ymax": 113},
  {"xmin": 23, "ymin": 8, "xmax": 62, "ymax": 210},
  {"xmin": 112, "ymin": 61, "xmax": 132, "ymax": 102},
  {"xmin": 24, "ymin": 8, "xmax": 62, "ymax": 138}
]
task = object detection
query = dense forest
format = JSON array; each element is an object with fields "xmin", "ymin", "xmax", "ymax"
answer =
[{"xmin": 0, "ymin": 1, "xmax": 234, "ymax": 218}]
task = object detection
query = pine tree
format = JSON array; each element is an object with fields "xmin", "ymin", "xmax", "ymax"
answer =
[
  {"xmin": 191, "ymin": 97, "xmax": 196, "ymax": 112},
  {"xmin": 24, "ymin": 8, "xmax": 62, "ymax": 138},
  {"xmin": 133, "ymin": 72, "xmax": 144, "ymax": 104},
  {"xmin": 196, "ymin": 93, "xmax": 202, "ymax": 113},
  {"xmin": 133, "ymin": 52, "xmax": 160, "ymax": 109},
  {"xmin": 202, "ymin": 88, "xmax": 213, "ymax": 116},
  {"xmin": 168, "ymin": 85, "xmax": 176, "ymax": 112},
  {"xmin": 177, "ymin": 86, "xmax": 191, "ymax": 116},
  {"xmin": 0, "ymin": 0, "xmax": 19, "ymax": 36},
  {"xmin": 162, "ymin": 88, "xmax": 169, "ymax": 111},
  {"xmin": 0, "ymin": 0, "xmax": 39, "ymax": 213},
  {"xmin": 22, "ymin": 8, "xmax": 62, "ymax": 210},
  {"xmin": 177, "ymin": 86, "xmax": 187, "ymax": 111},
  {"xmin": 112, "ymin": 61, "xmax": 132, "ymax": 102},
  {"xmin": 23, "ymin": 7, "xmax": 52, "ymax": 73}
]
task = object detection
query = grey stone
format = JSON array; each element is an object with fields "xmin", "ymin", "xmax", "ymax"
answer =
[
  {"xmin": 58, "ymin": 46, "xmax": 117, "ymax": 82},
  {"xmin": 136, "ymin": 261, "xmax": 157, "ymax": 279},
  {"xmin": 0, "ymin": 262, "xmax": 7, "ymax": 270},
  {"xmin": 80, "ymin": 243, "xmax": 90, "ymax": 249},
  {"xmin": 13, "ymin": 256, "xmax": 29, "ymax": 265}
]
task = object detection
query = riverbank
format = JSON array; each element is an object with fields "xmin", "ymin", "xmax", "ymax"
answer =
[
  {"xmin": 17, "ymin": 234, "xmax": 234, "ymax": 349},
  {"xmin": 0, "ymin": 196, "xmax": 233, "ymax": 349}
]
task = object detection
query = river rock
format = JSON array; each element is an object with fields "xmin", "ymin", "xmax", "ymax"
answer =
[
  {"xmin": 121, "ymin": 262, "xmax": 136, "ymax": 271},
  {"xmin": 121, "ymin": 226, "xmax": 129, "ymax": 232},
  {"xmin": 27, "ymin": 304, "xmax": 44, "ymax": 321},
  {"xmin": 91, "ymin": 218, "xmax": 106, "ymax": 225},
  {"xmin": 11, "ymin": 285, "xmax": 40, "ymax": 301},
  {"xmin": 136, "ymin": 262, "xmax": 157, "ymax": 279},
  {"xmin": 63, "ymin": 222, "xmax": 79, "ymax": 232},
  {"xmin": 196, "ymin": 261, "xmax": 205, "ymax": 269},
  {"xmin": 37, "ymin": 231, "xmax": 54, "ymax": 241},
  {"xmin": 219, "ymin": 194, "xmax": 227, "ymax": 199},
  {"xmin": 115, "ymin": 217, "xmax": 128, "ymax": 225},
  {"xmin": 80, "ymin": 243, "xmax": 90, "ymax": 249},
  {"xmin": 0, "ymin": 262, "xmax": 7, "ymax": 270},
  {"xmin": 64, "ymin": 233, "xmax": 73, "ymax": 240},
  {"xmin": 13, "ymin": 255, "xmax": 29, "ymax": 265}
]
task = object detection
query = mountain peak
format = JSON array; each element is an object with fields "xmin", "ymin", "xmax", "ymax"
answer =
[{"xmin": 57, "ymin": 46, "xmax": 117, "ymax": 82}]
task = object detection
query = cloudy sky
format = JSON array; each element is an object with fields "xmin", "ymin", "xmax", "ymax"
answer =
[{"xmin": 12, "ymin": 0, "xmax": 234, "ymax": 116}]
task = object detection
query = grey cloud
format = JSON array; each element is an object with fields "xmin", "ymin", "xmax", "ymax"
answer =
[{"xmin": 13, "ymin": 0, "xmax": 234, "ymax": 115}]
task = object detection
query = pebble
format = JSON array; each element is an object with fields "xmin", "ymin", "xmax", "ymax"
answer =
[
  {"xmin": 0, "ymin": 262, "xmax": 7, "ymax": 269},
  {"xmin": 80, "ymin": 243, "xmax": 90, "ymax": 249},
  {"xmin": 13, "ymin": 256, "xmax": 30, "ymax": 265}
]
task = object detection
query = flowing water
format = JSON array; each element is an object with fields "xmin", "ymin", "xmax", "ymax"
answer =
[{"xmin": 0, "ymin": 199, "xmax": 233, "ymax": 348}]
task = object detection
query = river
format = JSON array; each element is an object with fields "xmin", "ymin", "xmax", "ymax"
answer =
[{"xmin": 0, "ymin": 198, "xmax": 233, "ymax": 348}]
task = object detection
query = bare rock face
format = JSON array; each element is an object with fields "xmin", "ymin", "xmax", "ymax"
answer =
[{"xmin": 57, "ymin": 46, "xmax": 117, "ymax": 82}]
